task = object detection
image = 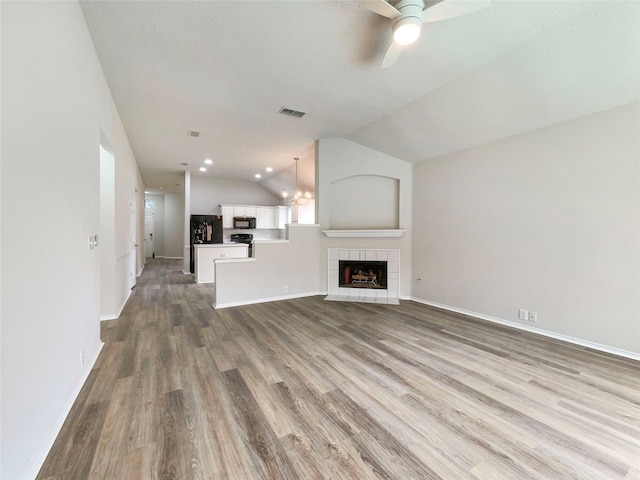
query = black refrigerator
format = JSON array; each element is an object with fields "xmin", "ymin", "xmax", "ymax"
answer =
[{"xmin": 190, "ymin": 215, "xmax": 223, "ymax": 273}]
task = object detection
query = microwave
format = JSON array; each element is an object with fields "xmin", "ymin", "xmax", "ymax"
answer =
[{"xmin": 233, "ymin": 216, "xmax": 256, "ymax": 229}]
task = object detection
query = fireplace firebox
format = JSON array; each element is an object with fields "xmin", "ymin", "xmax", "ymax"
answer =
[{"xmin": 338, "ymin": 260, "xmax": 387, "ymax": 289}]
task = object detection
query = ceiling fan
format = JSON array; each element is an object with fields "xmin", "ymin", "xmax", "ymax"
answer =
[{"xmin": 355, "ymin": 0, "xmax": 491, "ymax": 68}]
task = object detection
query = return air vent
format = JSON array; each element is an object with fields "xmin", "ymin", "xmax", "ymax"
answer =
[
  {"xmin": 187, "ymin": 130, "xmax": 200, "ymax": 137},
  {"xmin": 278, "ymin": 107, "xmax": 306, "ymax": 118}
]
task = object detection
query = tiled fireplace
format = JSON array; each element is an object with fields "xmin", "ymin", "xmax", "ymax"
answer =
[{"xmin": 325, "ymin": 248, "xmax": 399, "ymax": 304}]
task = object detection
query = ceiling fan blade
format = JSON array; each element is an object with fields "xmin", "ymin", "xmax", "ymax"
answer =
[
  {"xmin": 423, "ymin": 0, "xmax": 491, "ymax": 23},
  {"xmin": 353, "ymin": 0, "xmax": 400, "ymax": 19},
  {"xmin": 381, "ymin": 42, "xmax": 403, "ymax": 69}
]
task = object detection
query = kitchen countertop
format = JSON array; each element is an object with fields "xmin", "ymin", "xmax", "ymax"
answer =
[
  {"xmin": 215, "ymin": 257, "xmax": 256, "ymax": 264},
  {"xmin": 193, "ymin": 243, "xmax": 247, "ymax": 248},
  {"xmin": 252, "ymin": 238, "xmax": 288, "ymax": 244}
]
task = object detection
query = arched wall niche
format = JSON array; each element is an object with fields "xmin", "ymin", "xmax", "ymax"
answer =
[{"xmin": 328, "ymin": 174, "xmax": 399, "ymax": 229}]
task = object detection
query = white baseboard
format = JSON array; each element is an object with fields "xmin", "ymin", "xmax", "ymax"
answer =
[
  {"xmin": 99, "ymin": 287, "xmax": 132, "ymax": 322},
  {"xmin": 214, "ymin": 291, "xmax": 325, "ymax": 309},
  {"xmin": 24, "ymin": 342, "xmax": 104, "ymax": 480},
  {"xmin": 164, "ymin": 256, "xmax": 183, "ymax": 260},
  {"xmin": 410, "ymin": 297, "xmax": 640, "ymax": 362}
]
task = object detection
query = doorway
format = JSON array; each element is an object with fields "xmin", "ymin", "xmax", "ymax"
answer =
[{"xmin": 144, "ymin": 214, "xmax": 155, "ymax": 258}]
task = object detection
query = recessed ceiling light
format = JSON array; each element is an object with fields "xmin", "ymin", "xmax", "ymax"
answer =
[
  {"xmin": 265, "ymin": 167, "xmax": 273, "ymax": 172},
  {"xmin": 204, "ymin": 158, "xmax": 213, "ymax": 165},
  {"xmin": 254, "ymin": 173, "xmax": 262, "ymax": 179},
  {"xmin": 200, "ymin": 167, "xmax": 207, "ymax": 172}
]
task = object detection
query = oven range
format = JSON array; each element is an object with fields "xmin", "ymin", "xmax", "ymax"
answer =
[{"xmin": 230, "ymin": 233, "xmax": 253, "ymax": 257}]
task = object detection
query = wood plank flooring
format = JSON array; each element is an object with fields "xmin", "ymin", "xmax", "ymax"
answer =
[{"xmin": 37, "ymin": 259, "xmax": 640, "ymax": 479}]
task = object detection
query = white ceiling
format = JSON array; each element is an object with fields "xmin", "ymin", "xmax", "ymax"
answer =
[{"xmin": 80, "ymin": 0, "xmax": 639, "ymax": 195}]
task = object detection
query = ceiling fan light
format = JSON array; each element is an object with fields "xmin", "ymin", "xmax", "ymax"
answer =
[{"xmin": 393, "ymin": 17, "xmax": 421, "ymax": 46}]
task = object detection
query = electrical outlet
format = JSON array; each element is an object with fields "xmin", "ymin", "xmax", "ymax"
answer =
[
  {"xmin": 528, "ymin": 311, "xmax": 538, "ymax": 323},
  {"xmin": 518, "ymin": 309, "xmax": 528, "ymax": 321},
  {"xmin": 283, "ymin": 285, "xmax": 289, "ymax": 293},
  {"xmin": 80, "ymin": 350, "xmax": 85, "ymax": 367}
]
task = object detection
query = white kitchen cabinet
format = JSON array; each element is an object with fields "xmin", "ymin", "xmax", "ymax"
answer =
[
  {"xmin": 256, "ymin": 207, "xmax": 266, "ymax": 229},
  {"xmin": 266, "ymin": 207, "xmax": 277, "ymax": 228},
  {"xmin": 194, "ymin": 244, "xmax": 249, "ymax": 283},
  {"xmin": 221, "ymin": 205, "xmax": 234, "ymax": 229},
  {"xmin": 232, "ymin": 205, "xmax": 257, "ymax": 217},
  {"xmin": 257, "ymin": 206, "xmax": 277, "ymax": 229},
  {"xmin": 276, "ymin": 206, "xmax": 290, "ymax": 228},
  {"xmin": 222, "ymin": 204, "xmax": 282, "ymax": 229}
]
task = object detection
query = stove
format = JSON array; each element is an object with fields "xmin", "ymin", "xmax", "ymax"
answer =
[{"xmin": 230, "ymin": 233, "xmax": 253, "ymax": 257}]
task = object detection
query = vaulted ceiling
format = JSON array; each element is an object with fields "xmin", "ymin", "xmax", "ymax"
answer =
[{"xmin": 80, "ymin": 0, "xmax": 639, "ymax": 195}]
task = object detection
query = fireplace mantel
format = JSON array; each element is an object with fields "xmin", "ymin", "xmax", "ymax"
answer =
[{"xmin": 322, "ymin": 229, "xmax": 406, "ymax": 238}]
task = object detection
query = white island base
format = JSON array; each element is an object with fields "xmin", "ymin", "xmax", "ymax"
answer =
[{"xmin": 194, "ymin": 243, "xmax": 249, "ymax": 284}]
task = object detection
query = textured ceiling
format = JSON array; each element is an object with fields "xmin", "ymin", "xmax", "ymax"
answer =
[{"xmin": 80, "ymin": 0, "xmax": 640, "ymax": 195}]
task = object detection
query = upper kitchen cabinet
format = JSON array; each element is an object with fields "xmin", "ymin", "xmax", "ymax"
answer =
[
  {"xmin": 276, "ymin": 206, "xmax": 290, "ymax": 229},
  {"xmin": 221, "ymin": 205, "xmax": 234, "ymax": 228},
  {"xmin": 257, "ymin": 206, "xmax": 276, "ymax": 229},
  {"xmin": 233, "ymin": 205, "xmax": 257, "ymax": 217},
  {"xmin": 221, "ymin": 204, "xmax": 283, "ymax": 229}
]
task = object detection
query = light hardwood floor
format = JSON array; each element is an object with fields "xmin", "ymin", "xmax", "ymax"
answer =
[{"xmin": 37, "ymin": 259, "xmax": 640, "ymax": 479}]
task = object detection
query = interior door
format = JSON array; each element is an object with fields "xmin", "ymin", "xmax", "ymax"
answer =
[{"xmin": 144, "ymin": 214, "xmax": 154, "ymax": 258}]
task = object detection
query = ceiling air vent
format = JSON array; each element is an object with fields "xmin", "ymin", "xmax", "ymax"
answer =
[
  {"xmin": 187, "ymin": 130, "xmax": 200, "ymax": 137},
  {"xmin": 278, "ymin": 107, "xmax": 306, "ymax": 118}
]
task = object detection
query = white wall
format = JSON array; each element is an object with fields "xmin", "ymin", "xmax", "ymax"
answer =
[
  {"xmin": 99, "ymin": 144, "xmax": 116, "ymax": 318},
  {"xmin": 1, "ymin": 3, "xmax": 144, "ymax": 478},
  {"xmin": 183, "ymin": 171, "xmax": 191, "ymax": 273},
  {"xmin": 316, "ymin": 138, "xmax": 413, "ymax": 297},
  {"xmin": 190, "ymin": 175, "xmax": 280, "ymax": 215},
  {"xmin": 215, "ymin": 225, "xmax": 322, "ymax": 307},
  {"xmin": 412, "ymin": 103, "xmax": 640, "ymax": 355},
  {"xmin": 165, "ymin": 193, "xmax": 185, "ymax": 258}
]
